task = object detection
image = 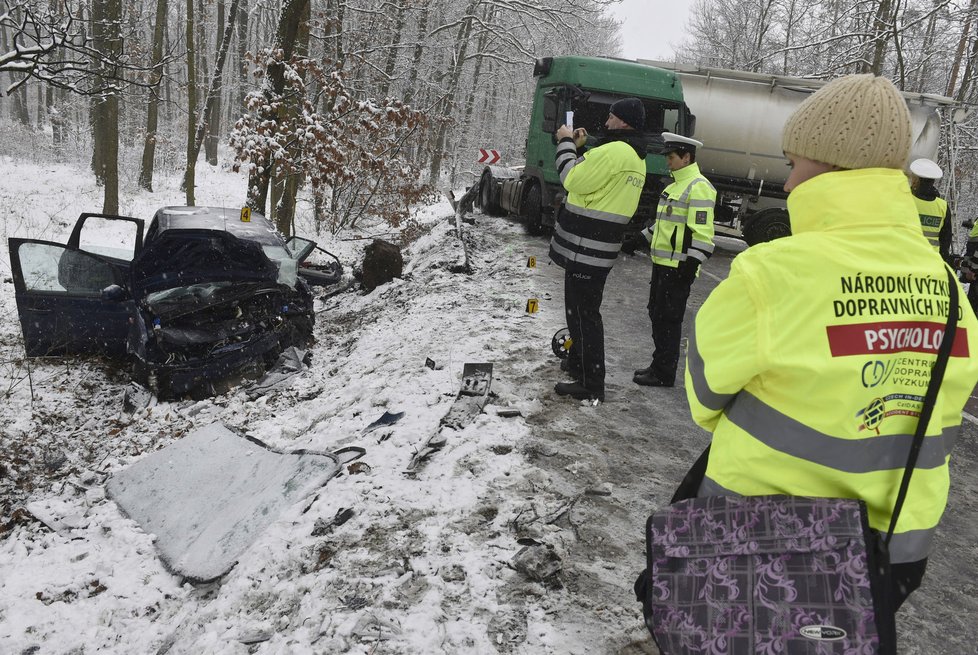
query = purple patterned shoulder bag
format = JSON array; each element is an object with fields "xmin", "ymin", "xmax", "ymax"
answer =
[{"xmin": 636, "ymin": 269, "xmax": 959, "ymax": 654}]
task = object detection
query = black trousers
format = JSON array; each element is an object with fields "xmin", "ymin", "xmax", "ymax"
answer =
[
  {"xmin": 564, "ymin": 269, "xmax": 606, "ymax": 392},
  {"xmin": 647, "ymin": 263, "xmax": 695, "ymax": 384}
]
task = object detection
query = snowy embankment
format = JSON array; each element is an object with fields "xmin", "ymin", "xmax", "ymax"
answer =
[{"xmin": 0, "ymin": 158, "xmax": 616, "ymax": 653}]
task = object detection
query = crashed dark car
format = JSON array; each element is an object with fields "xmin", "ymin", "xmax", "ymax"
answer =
[{"xmin": 9, "ymin": 206, "xmax": 342, "ymax": 399}]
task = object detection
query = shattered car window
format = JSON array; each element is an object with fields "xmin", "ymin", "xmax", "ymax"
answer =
[
  {"xmin": 145, "ymin": 281, "xmax": 239, "ymax": 311},
  {"xmin": 262, "ymin": 245, "xmax": 299, "ymax": 287}
]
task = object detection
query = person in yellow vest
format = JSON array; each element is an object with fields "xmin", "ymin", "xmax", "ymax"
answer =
[
  {"xmin": 909, "ymin": 158, "xmax": 952, "ymax": 263},
  {"xmin": 633, "ymin": 133, "xmax": 716, "ymax": 387},
  {"xmin": 960, "ymin": 219, "xmax": 978, "ymax": 315},
  {"xmin": 685, "ymin": 74, "xmax": 978, "ymax": 610},
  {"xmin": 549, "ymin": 97, "xmax": 647, "ymax": 402}
]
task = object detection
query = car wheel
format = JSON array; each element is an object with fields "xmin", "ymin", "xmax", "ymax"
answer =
[{"xmin": 743, "ymin": 208, "xmax": 791, "ymax": 246}]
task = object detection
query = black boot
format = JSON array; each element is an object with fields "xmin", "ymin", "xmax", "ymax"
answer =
[
  {"xmin": 633, "ymin": 364, "xmax": 654, "ymax": 377},
  {"xmin": 633, "ymin": 372, "xmax": 674, "ymax": 387},
  {"xmin": 554, "ymin": 381, "xmax": 605, "ymax": 402}
]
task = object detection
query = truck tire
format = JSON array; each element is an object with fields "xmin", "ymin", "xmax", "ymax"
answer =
[
  {"xmin": 743, "ymin": 208, "xmax": 791, "ymax": 246},
  {"xmin": 521, "ymin": 182, "xmax": 545, "ymax": 235},
  {"xmin": 479, "ymin": 170, "xmax": 503, "ymax": 216}
]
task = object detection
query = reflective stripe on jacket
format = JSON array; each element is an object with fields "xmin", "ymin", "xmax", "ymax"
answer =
[
  {"xmin": 549, "ymin": 136, "xmax": 645, "ymax": 276},
  {"xmin": 649, "ymin": 162, "xmax": 716, "ymax": 268},
  {"xmin": 914, "ymin": 195, "xmax": 948, "ymax": 252},
  {"xmin": 685, "ymin": 168, "xmax": 978, "ymax": 564}
]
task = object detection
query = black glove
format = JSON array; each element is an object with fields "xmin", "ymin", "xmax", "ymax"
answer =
[
  {"xmin": 678, "ymin": 258, "xmax": 700, "ymax": 280},
  {"xmin": 621, "ymin": 233, "xmax": 638, "ymax": 255}
]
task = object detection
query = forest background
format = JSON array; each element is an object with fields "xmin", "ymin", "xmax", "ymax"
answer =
[{"xmin": 1, "ymin": 0, "xmax": 978, "ymax": 239}]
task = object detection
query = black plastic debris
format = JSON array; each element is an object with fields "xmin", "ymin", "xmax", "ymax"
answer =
[{"xmin": 362, "ymin": 411, "xmax": 405, "ymax": 435}]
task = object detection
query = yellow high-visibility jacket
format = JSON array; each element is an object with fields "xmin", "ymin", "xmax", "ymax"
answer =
[
  {"xmin": 685, "ymin": 168, "xmax": 978, "ymax": 564},
  {"xmin": 914, "ymin": 194, "xmax": 949, "ymax": 256},
  {"xmin": 549, "ymin": 136, "xmax": 645, "ymax": 277},
  {"xmin": 645, "ymin": 162, "xmax": 716, "ymax": 268}
]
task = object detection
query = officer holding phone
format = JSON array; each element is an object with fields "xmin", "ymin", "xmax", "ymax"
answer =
[{"xmin": 549, "ymin": 98, "xmax": 648, "ymax": 402}]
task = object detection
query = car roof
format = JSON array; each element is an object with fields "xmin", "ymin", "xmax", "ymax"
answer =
[{"xmin": 150, "ymin": 206, "xmax": 286, "ymax": 247}]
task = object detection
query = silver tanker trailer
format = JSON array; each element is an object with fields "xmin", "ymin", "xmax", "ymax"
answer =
[{"xmin": 640, "ymin": 61, "xmax": 967, "ymax": 245}]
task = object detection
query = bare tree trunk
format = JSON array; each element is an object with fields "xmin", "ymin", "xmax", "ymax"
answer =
[
  {"xmin": 13, "ymin": 84, "xmax": 30, "ymax": 125},
  {"xmin": 139, "ymin": 0, "xmax": 168, "ymax": 191},
  {"xmin": 379, "ymin": 1, "xmax": 407, "ymax": 98},
  {"xmin": 236, "ymin": 0, "xmax": 248, "ymax": 111},
  {"xmin": 956, "ymin": 24, "xmax": 978, "ymax": 101},
  {"xmin": 947, "ymin": 0, "xmax": 978, "ymax": 96},
  {"xmin": 273, "ymin": 0, "xmax": 311, "ymax": 235},
  {"xmin": 91, "ymin": 0, "xmax": 122, "ymax": 214},
  {"xmin": 403, "ymin": 3, "xmax": 429, "ymax": 107},
  {"xmin": 205, "ymin": 0, "xmax": 226, "ymax": 165},
  {"xmin": 455, "ymin": 5, "xmax": 494, "ymax": 187},
  {"xmin": 184, "ymin": 0, "xmax": 197, "ymax": 205},
  {"xmin": 246, "ymin": 0, "xmax": 311, "ymax": 218},
  {"xmin": 184, "ymin": 0, "xmax": 242, "ymax": 202},
  {"xmin": 867, "ymin": 0, "xmax": 895, "ymax": 74},
  {"xmin": 428, "ymin": 2, "xmax": 477, "ymax": 185}
]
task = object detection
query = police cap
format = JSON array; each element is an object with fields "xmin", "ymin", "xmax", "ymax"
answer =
[
  {"xmin": 909, "ymin": 158, "xmax": 943, "ymax": 180},
  {"xmin": 660, "ymin": 132, "xmax": 703, "ymax": 156}
]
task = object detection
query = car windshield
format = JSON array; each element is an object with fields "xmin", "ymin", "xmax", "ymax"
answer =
[{"xmin": 145, "ymin": 281, "xmax": 244, "ymax": 312}]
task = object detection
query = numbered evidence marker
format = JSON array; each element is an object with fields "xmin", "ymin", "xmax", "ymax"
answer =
[
  {"xmin": 527, "ymin": 256, "xmax": 536, "ymax": 269},
  {"xmin": 240, "ymin": 207, "xmax": 251, "ymax": 222},
  {"xmin": 525, "ymin": 298, "xmax": 539, "ymax": 314}
]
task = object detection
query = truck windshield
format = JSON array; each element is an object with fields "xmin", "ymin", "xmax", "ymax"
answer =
[
  {"xmin": 543, "ymin": 88, "xmax": 681, "ymax": 136},
  {"xmin": 571, "ymin": 92, "xmax": 681, "ymax": 135}
]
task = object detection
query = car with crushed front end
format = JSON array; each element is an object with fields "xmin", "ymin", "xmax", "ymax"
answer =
[{"xmin": 8, "ymin": 206, "xmax": 340, "ymax": 399}]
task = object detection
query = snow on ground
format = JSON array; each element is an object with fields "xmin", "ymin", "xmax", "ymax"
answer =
[
  {"xmin": 4, "ymin": 155, "xmax": 976, "ymax": 655},
  {"xmin": 0, "ymin": 156, "xmax": 624, "ymax": 654}
]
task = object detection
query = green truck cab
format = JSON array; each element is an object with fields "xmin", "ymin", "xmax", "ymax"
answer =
[{"xmin": 477, "ymin": 56, "xmax": 693, "ymax": 234}]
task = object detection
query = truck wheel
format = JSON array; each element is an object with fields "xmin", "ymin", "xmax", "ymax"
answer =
[
  {"xmin": 743, "ymin": 208, "xmax": 791, "ymax": 246},
  {"xmin": 479, "ymin": 170, "xmax": 503, "ymax": 216},
  {"xmin": 522, "ymin": 182, "xmax": 545, "ymax": 235}
]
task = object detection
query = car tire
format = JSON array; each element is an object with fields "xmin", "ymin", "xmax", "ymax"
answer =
[
  {"xmin": 521, "ymin": 182, "xmax": 545, "ymax": 235},
  {"xmin": 479, "ymin": 170, "xmax": 503, "ymax": 216},
  {"xmin": 743, "ymin": 208, "xmax": 791, "ymax": 246}
]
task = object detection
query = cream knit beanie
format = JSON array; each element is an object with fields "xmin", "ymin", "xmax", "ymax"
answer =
[{"xmin": 781, "ymin": 74, "xmax": 912, "ymax": 170}]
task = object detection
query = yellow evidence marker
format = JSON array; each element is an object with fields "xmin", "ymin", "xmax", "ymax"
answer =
[
  {"xmin": 525, "ymin": 298, "xmax": 539, "ymax": 314},
  {"xmin": 240, "ymin": 207, "xmax": 252, "ymax": 222}
]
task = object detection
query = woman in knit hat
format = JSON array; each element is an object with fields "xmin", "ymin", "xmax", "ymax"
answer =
[{"xmin": 680, "ymin": 74, "xmax": 978, "ymax": 631}]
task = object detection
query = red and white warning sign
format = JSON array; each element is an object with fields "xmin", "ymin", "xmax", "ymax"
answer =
[{"xmin": 478, "ymin": 149, "xmax": 501, "ymax": 164}]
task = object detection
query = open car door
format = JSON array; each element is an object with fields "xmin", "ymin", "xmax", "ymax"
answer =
[
  {"xmin": 285, "ymin": 236, "xmax": 343, "ymax": 287},
  {"xmin": 9, "ymin": 239, "xmax": 137, "ymax": 357}
]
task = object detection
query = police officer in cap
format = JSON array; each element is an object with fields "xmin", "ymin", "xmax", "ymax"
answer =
[
  {"xmin": 909, "ymin": 158, "xmax": 952, "ymax": 263},
  {"xmin": 633, "ymin": 132, "xmax": 716, "ymax": 387}
]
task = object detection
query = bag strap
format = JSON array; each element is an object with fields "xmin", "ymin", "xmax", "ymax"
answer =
[
  {"xmin": 885, "ymin": 267, "xmax": 959, "ymax": 545},
  {"xmin": 670, "ymin": 444, "xmax": 710, "ymax": 504}
]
